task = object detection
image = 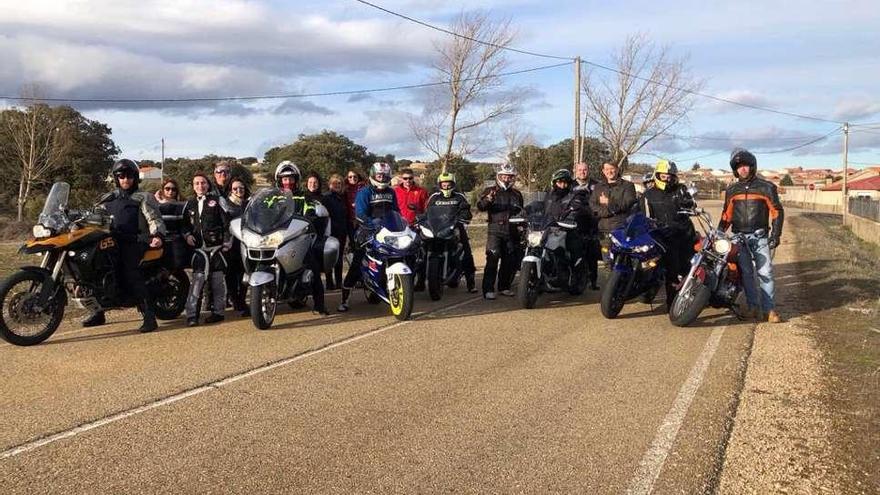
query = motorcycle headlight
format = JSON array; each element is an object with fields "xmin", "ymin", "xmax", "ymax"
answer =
[
  {"xmin": 633, "ymin": 244, "xmax": 652, "ymax": 253},
  {"xmin": 527, "ymin": 231, "xmax": 543, "ymax": 247},
  {"xmin": 420, "ymin": 226, "xmax": 434, "ymax": 239},
  {"xmin": 242, "ymin": 230, "xmax": 285, "ymax": 249},
  {"xmin": 32, "ymin": 225, "xmax": 53, "ymax": 238},
  {"xmin": 713, "ymin": 239, "xmax": 731, "ymax": 255},
  {"xmin": 388, "ymin": 234, "xmax": 413, "ymax": 250}
]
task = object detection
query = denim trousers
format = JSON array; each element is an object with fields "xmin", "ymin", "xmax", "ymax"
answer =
[{"xmin": 737, "ymin": 234, "xmax": 775, "ymax": 312}]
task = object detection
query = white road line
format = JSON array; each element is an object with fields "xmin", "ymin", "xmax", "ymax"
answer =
[
  {"xmin": 626, "ymin": 326, "xmax": 726, "ymax": 495},
  {"xmin": 1, "ymin": 296, "xmax": 482, "ymax": 460}
]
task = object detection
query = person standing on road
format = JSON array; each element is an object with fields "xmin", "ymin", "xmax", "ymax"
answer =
[
  {"xmin": 573, "ymin": 162, "xmax": 601, "ymax": 290},
  {"xmin": 182, "ymin": 172, "xmax": 232, "ymax": 327},
  {"xmin": 153, "ymin": 178, "xmax": 189, "ymax": 271},
  {"xmin": 212, "ymin": 161, "xmax": 232, "ymax": 198},
  {"xmin": 83, "ymin": 159, "xmax": 165, "ymax": 332},
  {"xmin": 394, "ymin": 168, "xmax": 429, "ymax": 290},
  {"xmin": 590, "ymin": 161, "xmax": 637, "ymax": 263},
  {"xmin": 221, "ymin": 177, "xmax": 250, "ymax": 317},
  {"xmin": 345, "ymin": 169, "xmax": 366, "ymax": 246},
  {"xmin": 323, "ymin": 174, "xmax": 349, "ymax": 290},
  {"xmin": 477, "ymin": 162, "xmax": 524, "ymax": 299},
  {"xmin": 638, "ymin": 160, "xmax": 697, "ymax": 308},
  {"xmin": 719, "ymin": 148, "xmax": 784, "ymax": 323},
  {"xmin": 426, "ymin": 172, "xmax": 478, "ymax": 293}
]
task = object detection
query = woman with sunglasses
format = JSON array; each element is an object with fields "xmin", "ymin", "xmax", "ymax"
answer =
[
  {"xmin": 153, "ymin": 178, "xmax": 189, "ymax": 271},
  {"xmin": 344, "ymin": 170, "xmax": 365, "ymax": 246},
  {"xmin": 221, "ymin": 177, "xmax": 251, "ymax": 316}
]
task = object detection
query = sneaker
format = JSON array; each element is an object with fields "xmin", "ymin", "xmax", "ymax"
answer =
[
  {"xmin": 187, "ymin": 317, "xmax": 199, "ymax": 327},
  {"xmin": 82, "ymin": 311, "xmax": 106, "ymax": 328},
  {"xmin": 337, "ymin": 302, "xmax": 350, "ymax": 312},
  {"xmin": 767, "ymin": 310, "xmax": 782, "ymax": 324},
  {"xmin": 204, "ymin": 313, "xmax": 225, "ymax": 324},
  {"xmin": 484, "ymin": 292, "xmax": 497, "ymax": 300},
  {"xmin": 500, "ymin": 289, "xmax": 515, "ymax": 297},
  {"xmin": 466, "ymin": 276, "xmax": 477, "ymax": 293}
]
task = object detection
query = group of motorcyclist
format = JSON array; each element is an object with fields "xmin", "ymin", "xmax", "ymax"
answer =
[{"xmin": 79, "ymin": 145, "xmax": 783, "ymax": 333}]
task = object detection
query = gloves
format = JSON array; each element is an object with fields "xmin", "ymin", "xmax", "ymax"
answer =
[{"xmin": 768, "ymin": 237, "xmax": 780, "ymax": 249}]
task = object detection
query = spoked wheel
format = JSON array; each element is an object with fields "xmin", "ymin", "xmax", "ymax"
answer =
[
  {"xmin": 0, "ymin": 271, "xmax": 66, "ymax": 346},
  {"xmin": 388, "ymin": 273, "xmax": 414, "ymax": 321},
  {"xmin": 669, "ymin": 277, "xmax": 711, "ymax": 327},
  {"xmin": 250, "ymin": 283, "xmax": 277, "ymax": 330},
  {"xmin": 517, "ymin": 261, "xmax": 540, "ymax": 309},
  {"xmin": 600, "ymin": 270, "xmax": 629, "ymax": 319},
  {"xmin": 154, "ymin": 270, "xmax": 189, "ymax": 320}
]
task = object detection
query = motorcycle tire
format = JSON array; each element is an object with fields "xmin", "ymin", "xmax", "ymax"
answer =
[
  {"xmin": 250, "ymin": 283, "xmax": 276, "ymax": 330},
  {"xmin": 669, "ymin": 278, "xmax": 711, "ymax": 327},
  {"xmin": 389, "ymin": 273, "xmax": 414, "ymax": 321},
  {"xmin": 517, "ymin": 261, "xmax": 540, "ymax": 309},
  {"xmin": 154, "ymin": 270, "xmax": 189, "ymax": 320},
  {"xmin": 427, "ymin": 258, "xmax": 443, "ymax": 301},
  {"xmin": 600, "ymin": 270, "xmax": 628, "ymax": 319},
  {"xmin": 568, "ymin": 263, "xmax": 588, "ymax": 296},
  {"xmin": 0, "ymin": 270, "xmax": 66, "ymax": 346}
]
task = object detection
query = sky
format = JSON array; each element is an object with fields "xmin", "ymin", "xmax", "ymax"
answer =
[{"xmin": 1, "ymin": 0, "xmax": 879, "ymax": 171}]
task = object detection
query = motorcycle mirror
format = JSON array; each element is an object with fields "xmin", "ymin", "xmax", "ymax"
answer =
[
  {"xmin": 687, "ymin": 186, "xmax": 698, "ymax": 197},
  {"xmin": 557, "ymin": 221, "xmax": 576, "ymax": 230},
  {"xmin": 313, "ymin": 203, "xmax": 329, "ymax": 218}
]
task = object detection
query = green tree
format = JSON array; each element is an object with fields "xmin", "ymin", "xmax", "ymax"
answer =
[
  {"xmin": 422, "ymin": 156, "xmax": 479, "ymax": 193},
  {"xmin": 263, "ymin": 130, "xmax": 383, "ymax": 182},
  {"xmin": 781, "ymin": 174, "xmax": 794, "ymax": 186}
]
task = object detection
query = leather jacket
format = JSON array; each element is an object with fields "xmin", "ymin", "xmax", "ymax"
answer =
[
  {"xmin": 719, "ymin": 177, "xmax": 784, "ymax": 241},
  {"xmin": 477, "ymin": 185, "xmax": 524, "ymax": 236}
]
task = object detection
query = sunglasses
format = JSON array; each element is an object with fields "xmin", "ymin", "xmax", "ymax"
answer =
[
  {"xmin": 401, "ymin": 177, "xmax": 414, "ymax": 181},
  {"xmin": 214, "ymin": 169, "xmax": 230, "ymax": 175},
  {"xmin": 115, "ymin": 172, "xmax": 135, "ymax": 179},
  {"xmin": 164, "ymin": 186, "xmax": 177, "ymax": 192}
]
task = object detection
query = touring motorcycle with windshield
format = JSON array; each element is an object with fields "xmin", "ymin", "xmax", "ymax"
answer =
[{"xmin": 0, "ymin": 182, "xmax": 189, "ymax": 346}]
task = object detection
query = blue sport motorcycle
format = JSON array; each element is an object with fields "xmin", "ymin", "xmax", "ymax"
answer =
[
  {"xmin": 359, "ymin": 212, "xmax": 419, "ymax": 320},
  {"xmin": 600, "ymin": 212, "xmax": 666, "ymax": 319}
]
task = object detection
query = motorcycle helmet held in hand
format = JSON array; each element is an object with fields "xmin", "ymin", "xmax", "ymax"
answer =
[
  {"xmin": 437, "ymin": 172, "xmax": 456, "ymax": 198},
  {"xmin": 495, "ymin": 162, "xmax": 517, "ymax": 190},
  {"xmin": 369, "ymin": 162, "xmax": 392, "ymax": 190},
  {"xmin": 653, "ymin": 160, "xmax": 678, "ymax": 191}
]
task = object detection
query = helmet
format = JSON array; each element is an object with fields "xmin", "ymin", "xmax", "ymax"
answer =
[
  {"xmin": 111, "ymin": 158, "xmax": 140, "ymax": 189},
  {"xmin": 369, "ymin": 162, "xmax": 392, "ymax": 189},
  {"xmin": 550, "ymin": 169, "xmax": 573, "ymax": 188},
  {"xmin": 437, "ymin": 172, "xmax": 456, "ymax": 198},
  {"xmin": 495, "ymin": 162, "xmax": 517, "ymax": 190},
  {"xmin": 653, "ymin": 160, "xmax": 678, "ymax": 191},
  {"xmin": 274, "ymin": 160, "xmax": 300, "ymax": 189},
  {"xmin": 729, "ymin": 148, "xmax": 757, "ymax": 180}
]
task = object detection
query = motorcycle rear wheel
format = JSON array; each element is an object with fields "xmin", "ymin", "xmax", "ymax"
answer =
[
  {"xmin": 154, "ymin": 270, "xmax": 189, "ymax": 320},
  {"xmin": 669, "ymin": 278, "xmax": 711, "ymax": 327},
  {"xmin": 251, "ymin": 283, "xmax": 277, "ymax": 330},
  {"xmin": 0, "ymin": 270, "xmax": 66, "ymax": 346}
]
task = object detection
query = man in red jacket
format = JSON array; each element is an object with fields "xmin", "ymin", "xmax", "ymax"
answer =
[{"xmin": 393, "ymin": 168, "xmax": 428, "ymax": 225}]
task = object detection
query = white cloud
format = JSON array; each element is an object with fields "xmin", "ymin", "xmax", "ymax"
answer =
[{"xmin": 832, "ymin": 97, "xmax": 880, "ymax": 122}]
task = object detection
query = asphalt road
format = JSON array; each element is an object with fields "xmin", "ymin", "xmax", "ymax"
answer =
[{"xmin": 1, "ymin": 201, "xmax": 756, "ymax": 494}]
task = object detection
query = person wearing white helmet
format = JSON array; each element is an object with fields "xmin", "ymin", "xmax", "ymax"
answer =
[
  {"xmin": 338, "ymin": 162, "xmax": 400, "ymax": 311},
  {"xmin": 476, "ymin": 162, "xmax": 524, "ymax": 299}
]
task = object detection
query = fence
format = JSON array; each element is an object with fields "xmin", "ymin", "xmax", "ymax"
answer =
[{"xmin": 849, "ymin": 197, "xmax": 880, "ymax": 222}]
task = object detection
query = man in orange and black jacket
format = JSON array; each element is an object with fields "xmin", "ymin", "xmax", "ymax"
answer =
[{"xmin": 719, "ymin": 148, "xmax": 784, "ymax": 323}]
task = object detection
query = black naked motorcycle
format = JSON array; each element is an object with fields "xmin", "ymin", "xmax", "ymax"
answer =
[{"xmin": 0, "ymin": 182, "xmax": 189, "ymax": 346}]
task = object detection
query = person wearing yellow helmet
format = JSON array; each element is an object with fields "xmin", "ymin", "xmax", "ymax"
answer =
[
  {"xmin": 638, "ymin": 159, "xmax": 697, "ymax": 309},
  {"xmin": 425, "ymin": 172, "xmax": 477, "ymax": 292}
]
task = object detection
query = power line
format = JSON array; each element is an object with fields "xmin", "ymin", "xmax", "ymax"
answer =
[
  {"xmin": 0, "ymin": 61, "xmax": 571, "ymax": 103},
  {"xmin": 353, "ymin": 0, "xmax": 575, "ymax": 62},
  {"xmin": 652, "ymin": 131, "xmax": 834, "ymax": 143}
]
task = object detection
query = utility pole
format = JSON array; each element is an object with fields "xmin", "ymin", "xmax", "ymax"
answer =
[
  {"xmin": 842, "ymin": 123, "xmax": 849, "ymax": 218},
  {"xmin": 573, "ymin": 56, "xmax": 581, "ymax": 166},
  {"xmin": 161, "ymin": 138, "xmax": 165, "ymax": 181}
]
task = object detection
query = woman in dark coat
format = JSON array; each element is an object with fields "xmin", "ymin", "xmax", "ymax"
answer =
[
  {"xmin": 221, "ymin": 177, "xmax": 250, "ymax": 317},
  {"xmin": 322, "ymin": 173, "xmax": 349, "ymax": 290}
]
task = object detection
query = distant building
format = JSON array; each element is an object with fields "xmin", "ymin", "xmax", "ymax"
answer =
[{"xmin": 139, "ymin": 166, "xmax": 162, "ymax": 181}]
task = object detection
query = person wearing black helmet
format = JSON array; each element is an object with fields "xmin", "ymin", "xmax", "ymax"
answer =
[
  {"xmin": 83, "ymin": 159, "xmax": 166, "ymax": 332},
  {"xmin": 719, "ymin": 148, "xmax": 784, "ymax": 323},
  {"xmin": 638, "ymin": 160, "xmax": 696, "ymax": 308},
  {"xmin": 544, "ymin": 169, "xmax": 590, "ymax": 286}
]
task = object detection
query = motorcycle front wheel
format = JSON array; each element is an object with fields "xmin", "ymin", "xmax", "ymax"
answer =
[
  {"xmin": 251, "ymin": 282, "xmax": 277, "ymax": 330},
  {"xmin": 388, "ymin": 273, "xmax": 414, "ymax": 321},
  {"xmin": 669, "ymin": 277, "xmax": 711, "ymax": 327},
  {"xmin": 427, "ymin": 258, "xmax": 443, "ymax": 301},
  {"xmin": 600, "ymin": 270, "xmax": 629, "ymax": 319},
  {"xmin": 517, "ymin": 261, "xmax": 540, "ymax": 309},
  {"xmin": 0, "ymin": 270, "xmax": 66, "ymax": 346}
]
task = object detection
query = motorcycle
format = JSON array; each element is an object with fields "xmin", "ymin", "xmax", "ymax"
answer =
[
  {"xmin": 669, "ymin": 208, "xmax": 749, "ymax": 327},
  {"xmin": 0, "ymin": 182, "xmax": 189, "ymax": 346},
  {"xmin": 600, "ymin": 212, "xmax": 666, "ymax": 319},
  {"xmin": 511, "ymin": 201, "xmax": 586, "ymax": 309},
  {"xmin": 415, "ymin": 206, "xmax": 467, "ymax": 301},
  {"xmin": 357, "ymin": 211, "xmax": 419, "ymax": 320},
  {"xmin": 230, "ymin": 188, "xmax": 338, "ymax": 330}
]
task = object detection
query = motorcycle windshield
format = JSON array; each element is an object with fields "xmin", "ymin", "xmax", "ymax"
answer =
[
  {"xmin": 372, "ymin": 211, "xmax": 409, "ymax": 233},
  {"xmin": 425, "ymin": 208, "xmax": 457, "ymax": 237},
  {"xmin": 621, "ymin": 212, "xmax": 653, "ymax": 239},
  {"xmin": 38, "ymin": 182, "xmax": 71, "ymax": 230},
  {"xmin": 243, "ymin": 188, "xmax": 299, "ymax": 235},
  {"xmin": 524, "ymin": 200, "xmax": 550, "ymax": 231}
]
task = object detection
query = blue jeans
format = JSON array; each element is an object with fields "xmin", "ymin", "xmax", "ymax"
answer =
[{"xmin": 737, "ymin": 234, "xmax": 775, "ymax": 312}]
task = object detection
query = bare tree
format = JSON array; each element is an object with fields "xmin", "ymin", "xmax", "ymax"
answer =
[
  {"xmin": 2, "ymin": 86, "xmax": 72, "ymax": 221},
  {"xmin": 411, "ymin": 11, "xmax": 521, "ymax": 172},
  {"xmin": 582, "ymin": 33, "xmax": 702, "ymax": 169},
  {"xmin": 502, "ymin": 120, "xmax": 541, "ymax": 192}
]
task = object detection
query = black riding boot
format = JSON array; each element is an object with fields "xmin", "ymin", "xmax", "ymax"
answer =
[
  {"xmin": 82, "ymin": 311, "xmax": 106, "ymax": 328},
  {"xmin": 138, "ymin": 300, "xmax": 158, "ymax": 333}
]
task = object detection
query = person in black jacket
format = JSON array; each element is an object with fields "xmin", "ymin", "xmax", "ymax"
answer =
[
  {"xmin": 221, "ymin": 177, "xmax": 250, "ymax": 317},
  {"xmin": 638, "ymin": 160, "xmax": 696, "ymax": 308},
  {"xmin": 182, "ymin": 172, "xmax": 232, "ymax": 326},
  {"xmin": 84, "ymin": 159, "xmax": 166, "ymax": 332},
  {"xmin": 477, "ymin": 162, "xmax": 524, "ymax": 299},
  {"xmin": 543, "ymin": 169, "xmax": 590, "ymax": 285},
  {"xmin": 573, "ymin": 162, "xmax": 601, "ymax": 290},
  {"xmin": 322, "ymin": 174, "xmax": 349, "ymax": 290},
  {"xmin": 152, "ymin": 178, "xmax": 189, "ymax": 271},
  {"xmin": 719, "ymin": 148, "xmax": 784, "ymax": 323},
  {"xmin": 427, "ymin": 172, "xmax": 477, "ymax": 293},
  {"xmin": 590, "ymin": 161, "xmax": 637, "ymax": 262}
]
